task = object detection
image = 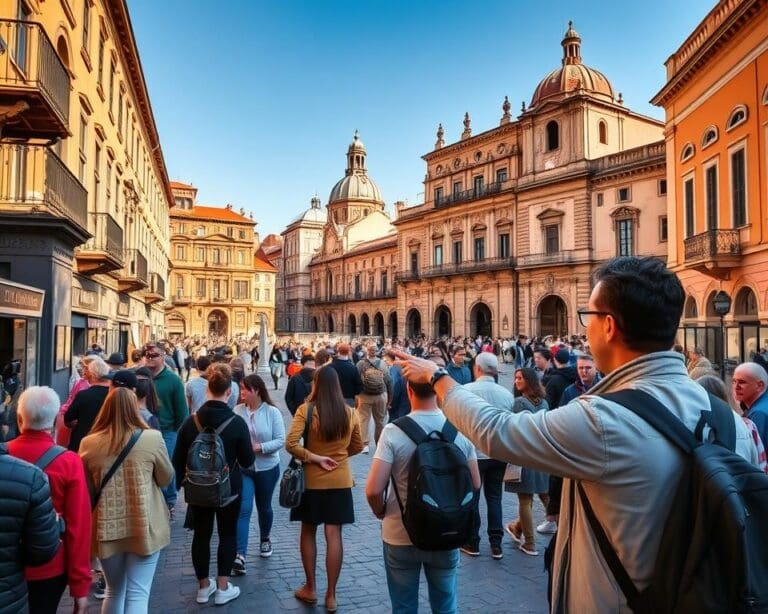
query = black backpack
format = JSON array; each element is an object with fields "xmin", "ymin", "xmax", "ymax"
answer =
[
  {"xmin": 391, "ymin": 416, "xmax": 475, "ymax": 551},
  {"xmin": 183, "ymin": 414, "xmax": 237, "ymax": 508},
  {"xmin": 580, "ymin": 389, "xmax": 768, "ymax": 613}
]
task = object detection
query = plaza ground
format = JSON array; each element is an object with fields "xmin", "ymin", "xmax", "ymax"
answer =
[{"xmin": 60, "ymin": 365, "xmax": 550, "ymax": 613}]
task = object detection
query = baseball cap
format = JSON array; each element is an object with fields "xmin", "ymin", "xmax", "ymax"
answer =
[{"xmin": 111, "ymin": 369, "xmax": 138, "ymax": 390}]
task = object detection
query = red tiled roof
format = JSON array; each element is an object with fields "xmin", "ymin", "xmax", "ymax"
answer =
[
  {"xmin": 171, "ymin": 205, "xmax": 254, "ymax": 224},
  {"xmin": 254, "ymin": 247, "xmax": 277, "ymax": 272},
  {"xmin": 170, "ymin": 181, "xmax": 196, "ymax": 191}
]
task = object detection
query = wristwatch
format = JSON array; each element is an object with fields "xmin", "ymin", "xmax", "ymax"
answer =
[{"xmin": 430, "ymin": 367, "xmax": 449, "ymax": 388}]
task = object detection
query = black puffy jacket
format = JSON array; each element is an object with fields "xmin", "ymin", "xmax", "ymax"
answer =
[
  {"xmin": 0, "ymin": 445, "xmax": 60, "ymax": 614},
  {"xmin": 544, "ymin": 366, "xmax": 578, "ymax": 409}
]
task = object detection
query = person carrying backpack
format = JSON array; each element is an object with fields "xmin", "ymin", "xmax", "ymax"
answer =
[
  {"xmin": 365, "ymin": 380, "xmax": 480, "ymax": 614},
  {"xmin": 394, "ymin": 256, "xmax": 764, "ymax": 613},
  {"xmin": 356, "ymin": 345, "xmax": 392, "ymax": 454},
  {"xmin": 172, "ymin": 363, "xmax": 255, "ymax": 607}
]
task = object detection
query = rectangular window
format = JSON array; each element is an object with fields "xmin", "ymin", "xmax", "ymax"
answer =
[
  {"xmin": 227, "ymin": 226, "xmax": 234, "ymax": 238},
  {"xmin": 179, "ymin": 222, "xmax": 186, "ymax": 233},
  {"xmin": 473, "ymin": 175, "xmax": 484, "ymax": 195},
  {"xmin": 108, "ymin": 60, "xmax": 115, "ymax": 114},
  {"xmin": 498, "ymin": 233, "xmax": 510, "ymax": 258},
  {"xmin": 684, "ymin": 177, "xmax": 695, "ymax": 238},
  {"xmin": 659, "ymin": 216, "xmax": 668, "ymax": 242},
  {"xmin": 705, "ymin": 164, "xmax": 718, "ymax": 230},
  {"xmin": 196, "ymin": 247, "xmax": 204, "ymax": 262},
  {"xmin": 453, "ymin": 240, "xmax": 462, "ymax": 264},
  {"xmin": 264, "ymin": 288, "xmax": 270, "ymax": 302},
  {"xmin": 97, "ymin": 33, "xmax": 105, "ymax": 88},
  {"xmin": 381, "ymin": 272, "xmax": 388, "ymax": 295},
  {"xmin": 106, "ymin": 161, "xmax": 112, "ymax": 211},
  {"xmin": 354, "ymin": 274, "xmax": 361, "ymax": 295},
  {"xmin": 410, "ymin": 252, "xmax": 418, "ymax": 274},
  {"xmin": 82, "ymin": 0, "xmax": 90, "ymax": 52},
  {"xmin": 731, "ymin": 148, "xmax": 746, "ymax": 227},
  {"xmin": 237, "ymin": 250, "xmax": 244, "ymax": 265},
  {"xmin": 617, "ymin": 186, "xmax": 631, "ymax": 202},
  {"xmin": 78, "ymin": 115, "xmax": 87, "ymax": 184},
  {"xmin": 14, "ymin": 1, "xmax": 31, "ymax": 72},
  {"xmin": 239, "ymin": 229, "xmax": 246, "ymax": 239},
  {"xmin": 224, "ymin": 249, "xmax": 231, "ymax": 264},
  {"xmin": 212, "ymin": 279, "xmax": 221, "ymax": 298},
  {"xmin": 658, "ymin": 179, "xmax": 667, "ymax": 196},
  {"xmin": 254, "ymin": 287, "xmax": 260, "ymax": 301},
  {"xmin": 434, "ymin": 186, "xmax": 443, "ymax": 204},
  {"xmin": 434, "ymin": 244, "xmax": 443, "ymax": 266},
  {"xmin": 496, "ymin": 168, "xmax": 508, "ymax": 183},
  {"xmin": 212, "ymin": 249, "xmax": 220, "ymax": 264},
  {"xmin": 176, "ymin": 245, "xmax": 185, "ymax": 260},
  {"xmin": 93, "ymin": 141, "xmax": 101, "ymax": 207},
  {"xmin": 453, "ymin": 181, "xmax": 462, "ymax": 196},
  {"xmin": 117, "ymin": 89, "xmax": 123, "ymax": 136},
  {"xmin": 473, "ymin": 237, "xmax": 485, "ymax": 261},
  {"xmin": 596, "ymin": 193, "xmax": 604, "ymax": 207},
  {"xmin": 196, "ymin": 278, "xmax": 205, "ymax": 297},
  {"xmin": 617, "ymin": 219, "xmax": 633, "ymax": 256},
  {"xmin": 545, "ymin": 225, "xmax": 559, "ymax": 254},
  {"xmin": 175, "ymin": 274, "xmax": 183, "ymax": 296}
]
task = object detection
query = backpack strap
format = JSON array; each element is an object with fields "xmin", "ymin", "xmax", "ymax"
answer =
[
  {"xmin": 193, "ymin": 413, "xmax": 203, "ymax": 433},
  {"xmin": 34, "ymin": 445, "xmax": 67, "ymax": 471},
  {"xmin": 701, "ymin": 393, "xmax": 736, "ymax": 451},
  {"xmin": 92, "ymin": 430, "xmax": 142, "ymax": 509},
  {"xmin": 393, "ymin": 416, "xmax": 428, "ymax": 445},
  {"xmin": 214, "ymin": 416, "xmax": 236, "ymax": 435},
  {"xmin": 440, "ymin": 420, "xmax": 458, "ymax": 443}
]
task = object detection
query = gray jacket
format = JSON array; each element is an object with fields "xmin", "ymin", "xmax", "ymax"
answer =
[{"xmin": 442, "ymin": 351, "xmax": 757, "ymax": 612}]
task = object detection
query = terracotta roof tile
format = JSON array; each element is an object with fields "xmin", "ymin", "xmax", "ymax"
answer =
[
  {"xmin": 171, "ymin": 205, "xmax": 254, "ymax": 224},
  {"xmin": 170, "ymin": 181, "xmax": 196, "ymax": 190},
  {"xmin": 254, "ymin": 247, "xmax": 277, "ymax": 272}
]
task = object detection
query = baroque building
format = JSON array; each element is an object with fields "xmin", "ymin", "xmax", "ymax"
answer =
[
  {"xmin": 0, "ymin": 0, "xmax": 172, "ymax": 397},
  {"xmin": 166, "ymin": 182, "xmax": 276, "ymax": 338},
  {"xmin": 652, "ymin": 0, "xmax": 768, "ymax": 368}
]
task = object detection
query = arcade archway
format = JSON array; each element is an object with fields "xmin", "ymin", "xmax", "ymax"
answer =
[
  {"xmin": 469, "ymin": 303, "xmax": 492, "ymax": 338},
  {"xmin": 373, "ymin": 312, "xmax": 384, "ymax": 337},
  {"xmin": 434, "ymin": 305, "xmax": 452, "ymax": 338},
  {"xmin": 208, "ymin": 309, "xmax": 228, "ymax": 336},
  {"xmin": 538, "ymin": 295, "xmax": 567, "ymax": 337},
  {"xmin": 406, "ymin": 309, "xmax": 422, "ymax": 338}
]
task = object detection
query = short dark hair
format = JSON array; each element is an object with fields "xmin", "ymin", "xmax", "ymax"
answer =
[
  {"xmin": 407, "ymin": 381, "xmax": 435, "ymax": 399},
  {"xmin": 300, "ymin": 354, "xmax": 315, "ymax": 365},
  {"xmin": 196, "ymin": 355, "xmax": 211, "ymax": 372},
  {"xmin": 242, "ymin": 374, "xmax": 272, "ymax": 405},
  {"xmin": 593, "ymin": 256, "xmax": 684, "ymax": 353},
  {"xmin": 534, "ymin": 348, "xmax": 551, "ymax": 361}
]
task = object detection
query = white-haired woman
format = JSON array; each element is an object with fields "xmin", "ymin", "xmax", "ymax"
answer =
[
  {"xmin": 55, "ymin": 356, "xmax": 90, "ymax": 447},
  {"xmin": 64, "ymin": 356, "xmax": 111, "ymax": 453},
  {"xmin": 8, "ymin": 386, "xmax": 92, "ymax": 614}
]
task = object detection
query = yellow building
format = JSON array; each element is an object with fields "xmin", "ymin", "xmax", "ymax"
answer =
[
  {"xmin": 0, "ymin": 0, "xmax": 172, "ymax": 397},
  {"xmin": 652, "ymin": 0, "xmax": 768, "ymax": 366},
  {"xmin": 166, "ymin": 182, "xmax": 276, "ymax": 338}
]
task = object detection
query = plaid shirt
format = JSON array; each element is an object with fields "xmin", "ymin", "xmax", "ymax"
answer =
[{"xmin": 743, "ymin": 417, "xmax": 768, "ymax": 474}]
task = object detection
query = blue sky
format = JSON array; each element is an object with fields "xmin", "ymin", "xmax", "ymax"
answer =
[{"xmin": 130, "ymin": 0, "xmax": 707, "ymax": 237}]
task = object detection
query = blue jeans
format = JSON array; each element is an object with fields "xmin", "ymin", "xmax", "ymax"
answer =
[
  {"xmin": 383, "ymin": 543, "xmax": 459, "ymax": 614},
  {"xmin": 470, "ymin": 459, "xmax": 506, "ymax": 547},
  {"xmin": 100, "ymin": 550, "xmax": 160, "ymax": 614},
  {"xmin": 161, "ymin": 430, "xmax": 178, "ymax": 508},
  {"xmin": 236, "ymin": 464, "xmax": 281, "ymax": 555}
]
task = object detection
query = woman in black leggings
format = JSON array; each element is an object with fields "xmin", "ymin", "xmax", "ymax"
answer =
[{"xmin": 172, "ymin": 363, "xmax": 255, "ymax": 606}]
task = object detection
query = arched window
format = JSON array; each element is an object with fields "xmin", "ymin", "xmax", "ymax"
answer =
[
  {"xmin": 763, "ymin": 85, "xmax": 768, "ymax": 105},
  {"xmin": 680, "ymin": 142, "xmax": 695, "ymax": 162},
  {"xmin": 701, "ymin": 126, "xmax": 718, "ymax": 149},
  {"xmin": 726, "ymin": 105, "xmax": 748, "ymax": 131},
  {"xmin": 598, "ymin": 120, "xmax": 607, "ymax": 144},
  {"xmin": 684, "ymin": 295, "xmax": 698, "ymax": 319},
  {"xmin": 546, "ymin": 121, "xmax": 559, "ymax": 151}
]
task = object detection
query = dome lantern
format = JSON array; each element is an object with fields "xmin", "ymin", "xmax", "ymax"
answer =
[
  {"xmin": 328, "ymin": 130, "xmax": 384, "ymax": 207},
  {"xmin": 561, "ymin": 20, "xmax": 582, "ymax": 66},
  {"xmin": 345, "ymin": 129, "xmax": 366, "ymax": 176}
]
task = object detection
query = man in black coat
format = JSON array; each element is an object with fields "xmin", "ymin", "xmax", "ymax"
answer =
[
  {"xmin": 285, "ymin": 354, "xmax": 316, "ymax": 416},
  {"xmin": 544, "ymin": 348, "xmax": 578, "ymax": 409},
  {"xmin": 0, "ymin": 445, "xmax": 60, "ymax": 614},
  {"xmin": 328, "ymin": 343, "xmax": 363, "ymax": 406}
]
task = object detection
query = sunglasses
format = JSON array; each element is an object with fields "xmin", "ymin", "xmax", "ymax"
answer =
[{"xmin": 144, "ymin": 352, "xmax": 162, "ymax": 359}]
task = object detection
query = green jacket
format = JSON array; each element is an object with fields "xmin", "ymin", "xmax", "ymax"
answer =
[{"xmin": 153, "ymin": 366, "xmax": 188, "ymax": 431}]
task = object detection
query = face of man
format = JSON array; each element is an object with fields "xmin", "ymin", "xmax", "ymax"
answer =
[
  {"xmin": 533, "ymin": 352, "xmax": 548, "ymax": 371},
  {"xmin": 577, "ymin": 359, "xmax": 596, "ymax": 387},
  {"xmin": 452, "ymin": 350, "xmax": 465, "ymax": 367},
  {"xmin": 732, "ymin": 368, "xmax": 766, "ymax": 408},
  {"xmin": 585, "ymin": 282, "xmax": 611, "ymax": 375},
  {"xmin": 143, "ymin": 347, "xmax": 165, "ymax": 374}
]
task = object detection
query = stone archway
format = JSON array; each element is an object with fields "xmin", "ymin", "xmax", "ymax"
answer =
[
  {"xmin": 388, "ymin": 312, "xmax": 398, "ymax": 339},
  {"xmin": 538, "ymin": 295, "xmax": 567, "ymax": 337},
  {"xmin": 310, "ymin": 316, "xmax": 319, "ymax": 333},
  {"xmin": 373, "ymin": 312, "xmax": 384, "ymax": 337},
  {"xmin": 348, "ymin": 313, "xmax": 357, "ymax": 335},
  {"xmin": 406, "ymin": 309, "xmax": 421, "ymax": 338},
  {"xmin": 361, "ymin": 313, "xmax": 371, "ymax": 336},
  {"xmin": 327, "ymin": 314, "xmax": 335, "ymax": 334},
  {"xmin": 166, "ymin": 313, "xmax": 186, "ymax": 337},
  {"xmin": 208, "ymin": 309, "xmax": 228, "ymax": 336},
  {"xmin": 470, "ymin": 302, "xmax": 492, "ymax": 338},
  {"xmin": 434, "ymin": 305, "xmax": 452, "ymax": 338}
]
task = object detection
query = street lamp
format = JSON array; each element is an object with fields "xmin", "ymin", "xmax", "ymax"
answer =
[{"xmin": 712, "ymin": 290, "xmax": 732, "ymax": 379}]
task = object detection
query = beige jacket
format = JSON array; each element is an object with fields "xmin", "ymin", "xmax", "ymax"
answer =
[{"xmin": 80, "ymin": 428, "xmax": 173, "ymax": 559}]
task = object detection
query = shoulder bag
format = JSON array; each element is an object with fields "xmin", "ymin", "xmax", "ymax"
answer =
[{"xmin": 279, "ymin": 404, "xmax": 313, "ymax": 508}]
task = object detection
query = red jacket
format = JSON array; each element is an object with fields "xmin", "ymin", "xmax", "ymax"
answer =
[{"xmin": 7, "ymin": 430, "xmax": 92, "ymax": 598}]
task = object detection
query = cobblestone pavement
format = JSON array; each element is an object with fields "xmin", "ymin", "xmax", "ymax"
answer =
[{"xmin": 60, "ymin": 364, "xmax": 550, "ymax": 613}]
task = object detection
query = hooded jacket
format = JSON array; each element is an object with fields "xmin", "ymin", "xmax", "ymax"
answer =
[
  {"xmin": 544, "ymin": 365, "xmax": 578, "ymax": 408},
  {"xmin": 285, "ymin": 367, "xmax": 315, "ymax": 416}
]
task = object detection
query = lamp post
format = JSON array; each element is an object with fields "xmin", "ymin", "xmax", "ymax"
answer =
[{"xmin": 712, "ymin": 290, "xmax": 732, "ymax": 379}]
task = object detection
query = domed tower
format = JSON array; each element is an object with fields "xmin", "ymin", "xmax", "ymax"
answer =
[{"xmin": 327, "ymin": 131, "xmax": 385, "ymax": 226}]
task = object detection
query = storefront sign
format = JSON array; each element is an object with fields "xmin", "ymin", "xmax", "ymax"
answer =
[
  {"xmin": 0, "ymin": 279, "xmax": 44, "ymax": 318},
  {"xmin": 87, "ymin": 317, "xmax": 107, "ymax": 329},
  {"xmin": 72, "ymin": 287, "xmax": 97, "ymax": 310}
]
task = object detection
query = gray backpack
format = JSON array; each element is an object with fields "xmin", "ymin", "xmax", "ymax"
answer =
[{"xmin": 183, "ymin": 414, "xmax": 237, "ymax": 508}]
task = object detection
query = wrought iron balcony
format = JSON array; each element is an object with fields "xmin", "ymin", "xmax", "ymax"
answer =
[
  {"xmin": 395, "ymin": 270, "xmax": 420, "ymax": 283},
  {"xmin": 307, "ymin": 289, "xmax": 398, "ymax": 305},
  {"xmin": 422, "ymin": 256, "xmax": 515, "ymax": 277},
  {"xmin": 76, "ymin": 213, "xmax": 124, "ymax": 274},
  {"xmin": 684, "ymin": 229, "xmax": 741, "ymax": 274},
  {"xmin": 434, "ymin": 181, "xmax": 508, "ymax": 209},
  {"xmin": 306, "ymin": 294, "xmax": 345, "ymax": 306},
  {"xmin": 118, "ymin": 249, "xmax": 148, "ymax": 292},
  {"xmin": 171, "ymin": 294, "xmax": 191, "ymax": 305},
  {"xmin": 0, "ymin": 143, "xmax": 88, "ymax": 239},
  {"xmin": 0, "ymin": 19, "xmax": 71, "ymax": 138},
  {"xmin": 145, "ymin": 273, "xmax": 166, "ymax": 303},
  {"xmin": 516, "ymin": 250, "xmax": 584, "ymax": 269}
]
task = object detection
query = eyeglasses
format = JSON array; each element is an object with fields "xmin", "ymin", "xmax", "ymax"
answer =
[
  {"xmin": 577, "ymin": 309, "xmax": 613, "ymax": 327},
  {"xmin": 144, "ymin": 352, "xmax": 162, "ymax": 359}
]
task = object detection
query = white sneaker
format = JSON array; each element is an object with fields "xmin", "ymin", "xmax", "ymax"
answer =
[
  {"xmin": 362, "ymin": 445, "xmax": 370, "ymax": 454},
  {"xmin": 536, "ymin": 520, "xmax": 558, "ymax": 534},
  {"xmin": 196, "ymin": 578, "xmax": 216, "ymax": 604},
  {"xmin": 214, "ymin": 582, "xmax": 240, "ymax": 605}
]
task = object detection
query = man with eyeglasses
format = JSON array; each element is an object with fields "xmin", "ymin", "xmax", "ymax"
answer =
[
  {"xmin": 394, "ymin": 256, "xmax": 758, "ymax": 611},
  {"xmin": 143, "ymin": 342, "xmax": 188, "ymax": 516}
]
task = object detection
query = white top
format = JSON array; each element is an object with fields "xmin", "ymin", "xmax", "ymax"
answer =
[
  {"xmin": 373, "ymin": 409, "xmax": 477, "ymax": 546},
  {"xmin": 233, "ymin": 402, "xmax": 285, "ymax": 471},
  {"xmin": 462, "ymin": 376, "xmax": 515, "ymax": 460}
]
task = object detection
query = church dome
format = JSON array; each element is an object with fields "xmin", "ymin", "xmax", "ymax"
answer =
[
  {"xmin": 289, "ymin": 196, "xmax": 328, "ymax": 224},
  {"xmin": 328, "ymin": 131, "xmax": 384, "ymax": 206},
  {"xmin": 529, "ymin": 22, "xmax": 615, "ymax": 110}
]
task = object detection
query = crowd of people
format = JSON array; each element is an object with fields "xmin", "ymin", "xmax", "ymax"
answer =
[{"xmin": 1, "ymin": 256, "xmax": 768, "ymax": 613}]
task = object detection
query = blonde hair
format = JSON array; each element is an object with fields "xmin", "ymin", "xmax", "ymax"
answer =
[{"xmin": 89, "ymin": 387, "xmax": 148, "ymax": 455}]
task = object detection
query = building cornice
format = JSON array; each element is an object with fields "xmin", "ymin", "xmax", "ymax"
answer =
[{"xmin": 422, "ymin": 122, "xmax": 519, "ymax": 162}]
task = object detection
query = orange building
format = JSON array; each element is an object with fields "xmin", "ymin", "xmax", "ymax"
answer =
[{"xmin": 652, "ymin": 0, "xmax": 768, "ymax": 367}]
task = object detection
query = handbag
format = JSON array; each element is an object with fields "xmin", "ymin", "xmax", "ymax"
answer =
[
  {"xmin": 279, "ymin": 403, "xmax": 313, "ymax": 508},
  {"xmin": 503, "ymin": 464, "xmax": 522, "ymax": 482},
  {"xmin": 90, "ymin": 430, "xmax": 142, "ymax": 510}
]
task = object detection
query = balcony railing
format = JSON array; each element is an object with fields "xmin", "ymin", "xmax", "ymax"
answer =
[
  {"xmin": 145, "ymin": 273, "xmax": 165, "ymax": 303},
  {"xmin": 422, "ymin": 256, "xmax": 515, "ymax": 277},
  {"xmin": 171, "ymin": 294, "xmax": 191, "ymax": 305},
  {"xmin": 118, "ymin": 249, "xmax": 148, "ymax": 291},
  {"xmin": 395, "ymin": 270, "xmax": 420, "ymax": 283},
  {"xmin": 0, "ymin": 19, "xmax": 71, "ymax": 137},
  {"xmin": 435, "ymin": 181, "xmax": 508, "ymax": 209},
  {"xmin": 0, "ymin": 143, "xmax": 88, "ymax": 236},
  {"xmin": 76, "ymin": 213, "xmax": 124, "ymax": 274},
  {"xmin": 516, "ymin": 250, "xmax": 587, "ymax": 268},
  {"xmin": 306, "ymin": 289, "xmax": 398, "ymax": 305},
  {"xmin": 684, "ymin": 229, "xmax": 741, "ymax": 267}
]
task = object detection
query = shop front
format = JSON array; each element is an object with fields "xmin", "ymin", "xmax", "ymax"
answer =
[{"xmin": 0, "ymin": 279, "xmax": 44, "ymax": 400}]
